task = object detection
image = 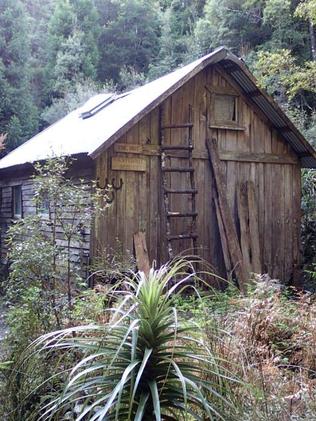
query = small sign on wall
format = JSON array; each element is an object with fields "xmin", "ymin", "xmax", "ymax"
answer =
[{"xmin": 111, "ymin": 156, "xmax": 147, "ymax": 172}]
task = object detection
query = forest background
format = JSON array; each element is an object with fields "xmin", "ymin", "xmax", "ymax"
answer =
[{"xmin": 0, "ymin": 0, "xmax": 315, "ymax": 153}]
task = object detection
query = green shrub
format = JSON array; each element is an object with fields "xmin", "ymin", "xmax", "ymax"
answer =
[
  {"xmin": 71, "ymin": 289, "xmax": 108, "ymax": 324},
  {"xmin": 20, "ymin": 260, "xmax": 241, "ymax": 420}
]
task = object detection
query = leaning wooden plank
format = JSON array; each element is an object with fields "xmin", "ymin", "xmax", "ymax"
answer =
[
  {"xmin": 237, "ymin": 182, "xmax": 251, "ymax": 278},
  {"xmin": 133, "ymin": 231, "xmax": 151, "ymax": 277},
  {"xmin": 214, "ymin": 198, "xmax": 231, "ymax": 277},
  {"xmin": 206, "ymin": 138, "xmax": 247, "ymax": 292},
  {"xmin": 247, "ymin": 181, "xmax": 262, "ymax": 274}
]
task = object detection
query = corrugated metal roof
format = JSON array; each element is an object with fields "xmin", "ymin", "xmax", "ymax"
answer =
[{"xmin": 0, "ymin": 47, "xmax": 315, "ymax": 169}]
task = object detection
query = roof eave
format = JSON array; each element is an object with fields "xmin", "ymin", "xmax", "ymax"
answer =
[{"xmin": 0, "ymin": 152, "xmax": 93, "ymax": 175}]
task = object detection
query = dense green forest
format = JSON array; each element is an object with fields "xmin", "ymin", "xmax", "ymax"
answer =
[{"xmin": 0, "ymin": 0, "xmax": 315, "ymax": 152}]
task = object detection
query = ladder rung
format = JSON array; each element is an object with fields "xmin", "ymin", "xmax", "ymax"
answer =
[
  {"xmin": 167, "ymin": 212, "xmax": 198, "ymax": 218},
  {"xmin": 162, "ymin": 167, "xmax": 194, "ymax": 173},
  {"xmin": 161, "ymin": 145, "xmax": 193, "ymax": 151},
  {"xmin": 167, "ymin": 233, "xmax": 198, "ymax": 240},
  {"xmin": 161, "ymin": 123, "xmax": 193, "ymax": 129},
  {"xmin": 164, "ymin": 188, "xmax": 198, "ymax": 194}
]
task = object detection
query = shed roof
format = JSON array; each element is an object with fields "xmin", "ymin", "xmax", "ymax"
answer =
[{"xmin": 0, "ymin": 47, "xmax": 315, "ymax": 170}]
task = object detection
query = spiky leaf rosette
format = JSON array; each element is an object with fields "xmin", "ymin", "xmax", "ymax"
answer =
[{"xmin": 24, "ymin": 260, "xmax": 239, "ymax": 420}]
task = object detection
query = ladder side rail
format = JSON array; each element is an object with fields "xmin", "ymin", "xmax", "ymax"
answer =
[
  {"xmin": 159, "ymin": 106, "xmax": 174, "ymax": 259},
  {"xmin": 188, "ymin": 105, "xmax": 198, "ymax": 253}
]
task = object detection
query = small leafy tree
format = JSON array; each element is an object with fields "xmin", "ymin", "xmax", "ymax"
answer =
[{"xmin": 6, "ymin": 157, "xmax": 108, "ymax": 321}]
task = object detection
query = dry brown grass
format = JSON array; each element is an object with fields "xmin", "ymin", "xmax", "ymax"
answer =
[{"xmin": 205, "ymin": 276, "xmax": 316, "ymax": 419}]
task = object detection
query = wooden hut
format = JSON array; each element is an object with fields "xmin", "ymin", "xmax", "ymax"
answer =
[{"xmin": 1, "ymin": 47, "xmax": 316, "ymax": 287}]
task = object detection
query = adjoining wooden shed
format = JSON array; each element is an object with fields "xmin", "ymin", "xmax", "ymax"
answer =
[{"xmin": 0, "ymin": 47, "xmax": 316, "ymax": 287}]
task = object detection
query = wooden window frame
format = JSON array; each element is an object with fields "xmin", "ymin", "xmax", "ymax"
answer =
[
  {"xmin": 207, "ymin": 85, "xmax": 245, "ymax": 131},
  {"xmin": 12, "ymin": 185, "xmax": 23, "ymax": 219}
]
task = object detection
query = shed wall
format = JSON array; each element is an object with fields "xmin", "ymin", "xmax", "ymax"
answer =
[
  {"xmin": 0, "ymin": 164, "xmax": 94, "ymax": 277},
  {"xmin": 94, "ymin": 63, "xmax": 301, "ymax": 283}
]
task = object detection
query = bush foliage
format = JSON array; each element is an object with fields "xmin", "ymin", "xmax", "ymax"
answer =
[{"xmin": 1, "ymin": 260, "xmax": 316, "ymax": 420}]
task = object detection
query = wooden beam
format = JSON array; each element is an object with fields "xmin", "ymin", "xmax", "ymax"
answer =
[
  {"xmin": 113, "ymin": 143, "xmax": 299, "ymax": 164},
  {"xmin": 209, "ymin": 125, "xmax": 245, "ymax": 131},
  {"xmin": 111, "ymin": 156, "xmax": 147, "ymax": 172},
  {"xmin": 133, "ymin": 232, "xmax": 150, "ymax": 277},
  {"xmin": 114, "ymin": 143, "xmax": 160, "ymax": 156},
  {"xmin": 219, "ymin": 152, "xmax": 298, "ymax": 165},
  {"xmin": 206, "ymin": 138, "xmax": 247, "ymax": 292},
  {"xmin": 214, "ymin": 198, "xmax": 231, "ymax": 275},
  {"xmin": 205, "ymin": 84, "xmax": 238, "ymax": 96}
]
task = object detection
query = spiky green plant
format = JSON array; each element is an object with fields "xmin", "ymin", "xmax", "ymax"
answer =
[{"xmin": 22, "ymin": 260, "xmax": 239, "ymax": 420}]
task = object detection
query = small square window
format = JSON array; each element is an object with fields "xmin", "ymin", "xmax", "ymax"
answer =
[
  {"xmin": 214, "ymin": 94, "xmax": 237, "ymax": 123},
  {"xmin": 13, "ymin": 185, "xmax": 22, "ymax": 218}
]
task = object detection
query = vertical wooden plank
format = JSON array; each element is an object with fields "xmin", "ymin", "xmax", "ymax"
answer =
[
  {"xmin": 138, "ymin": 115, "xmax": 151, "ymax": 246},
  {"xmin": 224, "ymin": 130, "xmax": 238, "ymax": 224},
  {"xmin": 183, "ymin": 79, "xmax": 196, "ymax": 255},
  {"xmin": 124, "ymin": 167, "xmax": 136, "ymax": 253},
  {"xmin": 247, "ymin": 180, "xmax": 262, "ymax": 274},
  {"xmin": 159, "ymin": 99, "xmax": 171, "ymax": 262},
  {"xmin": 195, "ymin": 70, "xmax": 207, "ymax": 153},
  {"xmin": 149, "ymin": 108, "xmax": 160, "ymax": 264},
  {"xmin": 263, "ymin": 163, "xmax": 272, "ymax": 275},
  {"xmin": 109, "ymin": 147, "xmax": 120, "ymax": 249},
  {"xmin": 134, "ymin": 231, "xmax": 150, "ymax": 276},
  {"xmin": 192, "ymin": 72, "xmax": 204, "ymax": 257},
  {"xmin": 292, "ymin": 164, "xmax": 302, "ymax": 287},
  {"xmin": 139, "ymin": 113, "xmax": 151, "ymax": 146},
  {"xmin": 204, "ymin": 68, "xmax": 224, "ymax": 270},
  {"xmin": 206, "ymin": 138, "xmax": 247, "ymax": 291},
  {"xmin": 272, "ymin": 129, "xmax": 285, "ymax": 280},
  {"xmin": 284, "ymin": 164, "xmax": 293, "ymax": 282},
  {"xmin": 252, "ymin": 111, "xmax": 265, "ymax": 268},
  {"xmin": 237, "ymin": 182, "xmax": 252, "ymax": 277},
  {"xmin": 214, "ymin": 198, "xmax": 231, "ymax": 275},
  {"xmin": 271, "ymin": 162, "xmax": 281, "ymax": 279},
  {"xmin": 244, "ymin": 102, "xmax": 252, "ymax": 151}
]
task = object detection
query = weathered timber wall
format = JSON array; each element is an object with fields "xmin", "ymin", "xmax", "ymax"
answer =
[
  {"xmin": 93, "ymin": 62, "xmax": 301, "ymax": 283},
  {"xmin": 0, "ymin": 160, "xmax": 94, "ymax": 277}
]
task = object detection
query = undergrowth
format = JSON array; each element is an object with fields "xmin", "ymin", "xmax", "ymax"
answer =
[{"xmin": 1, "ymin": 263, "xmax": 316, "ymax": 420}]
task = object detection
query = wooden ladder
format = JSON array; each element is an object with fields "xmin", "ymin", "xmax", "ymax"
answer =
[{"xmin": 159, "ymin": 104, "xmax": 198, "ymax": 260}]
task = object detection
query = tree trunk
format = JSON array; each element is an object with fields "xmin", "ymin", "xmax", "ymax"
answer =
[{"xmin": 309, "ymin": 19, "xmax": 316, "ymax": 61}]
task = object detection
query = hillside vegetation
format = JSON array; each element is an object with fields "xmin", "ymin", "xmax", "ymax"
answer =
[{"xmin": 0, "ymin": 0, "xmax": 315, "ymax": 151}]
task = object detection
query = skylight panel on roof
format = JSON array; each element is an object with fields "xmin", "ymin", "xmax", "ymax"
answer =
[
  {"xmin": 80, "ymin": 92, "xmax": 131, "ymax": 119},
  {"xmin": 80, "ymin": 94, "xmax": 116, "ymax": 119}
]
